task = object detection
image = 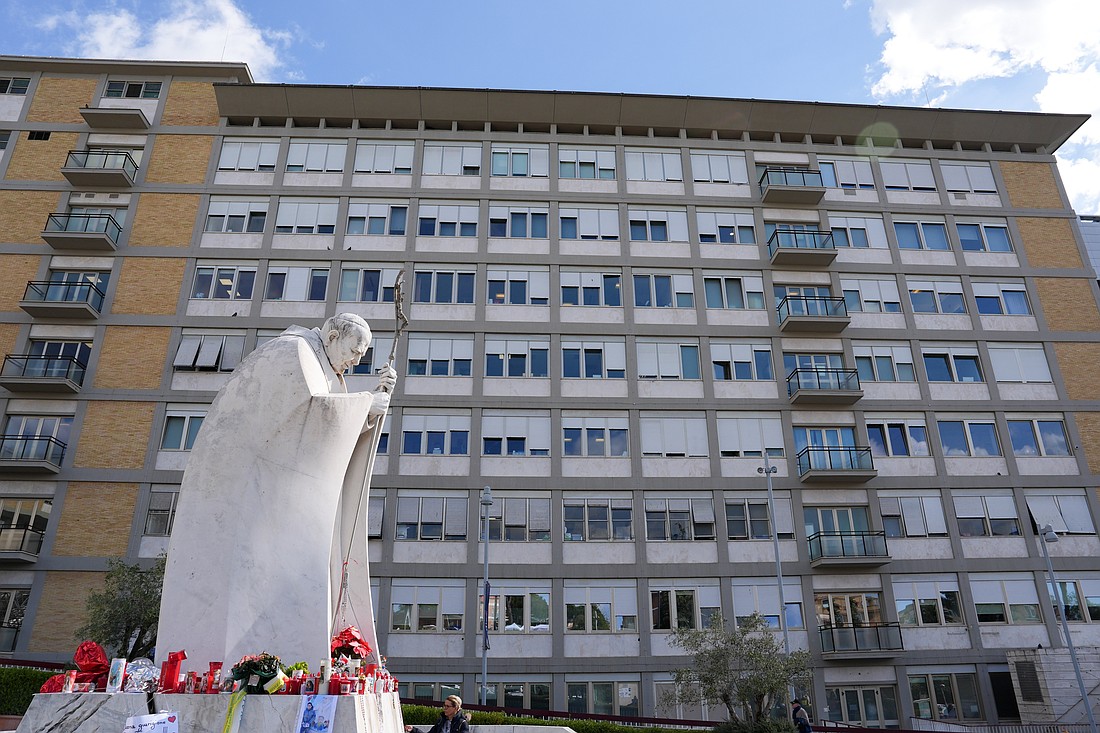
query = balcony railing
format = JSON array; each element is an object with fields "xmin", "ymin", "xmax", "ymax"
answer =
[
  {"xmin": 0, "ymin": 436, "xmax": 67, "ymax": 469},
  {"xmin": 0, "ymin": 623, "xmax": 17, "ymax": 652},
  {"xmin": 796, "ymin": 446, "xmax": 876, "ymax": 481},
  {"xmin": 777, "ymin": 296, "xmax": 849, "ymax": 333},
  {"xmin": 42, "ymin": 213, "xmax": 122, "ymax": 250},
  {"xmin": 767, "ymin": 230, "xmax": 837, "ymax": 262},
  {"xmin": 62, "ymin": 149, "xmax": 138, "ymax": 186},
  {"xmin": 1, "ymin": 355, "xmax": 87, "ymax": 388},
  {"xmin": 807, "ymin": 531, "xmax": 889, "ymax": 562},
  {"xmin": 20, "ymin": 280, "xmax": 105, "ymax": 317},
  {"xmin": 0, "ymin": 525, "xmax": 45, "ymax": 556},
  {"xmin": 786, "ymin": 368, "xmax": 862, "ymax": 404},
  {"xmin": 758, "ymin": 167, "xmax": 827, "ymax": 204},
  {"xmin": 818, "ymin": 622, "xmax": 903, "ymax": 654}
]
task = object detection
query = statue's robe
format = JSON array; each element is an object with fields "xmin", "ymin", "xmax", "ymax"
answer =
[{"xmin": 157, "ymin": 326, "xmax": 382, "ymax": 670}]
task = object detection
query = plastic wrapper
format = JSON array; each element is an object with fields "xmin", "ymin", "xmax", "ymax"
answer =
[
  {"xmin": 40, "ymin": 640, "xmax": 112, "ymax": 693},
  {"xmin": 122, "ymin": 658, "xmax": 158, "ymax": 692}
]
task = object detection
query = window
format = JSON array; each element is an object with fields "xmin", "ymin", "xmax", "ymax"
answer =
[
  {"xmin": 334, "ymin": 267, "xmax": 398, "ymax": 303},
  {"xmin": 562, "ymin": 340, "xmax": 626, "ymax": 379},
  {"xmin": 2, "ymin": 414, "xmax": 73, "ymax": 452},
  {"xmin": 559, "ymin": 206, "xmax": 619, "ymax": 240},
  {"xmin": 480, "ymin": 584, "xmax": 551, "ymax": 632},
  {"xmin": 819, "ymin": 157, "xmax": 875, "ymax": 189},
  {"xmin": 956, "ymin": 220, "xmax": 1012, "ymax": 252},
  {"xmin": 628, "ymin": 209, "xmax": 689, "ymax": 242},
  {"xmin": 482, "ymin": 411, "xmax": 550, "ymax": 456},
  {"xmin": 894, "ymin": 577, "xmax": 963, "ymax": 626},
  {"xmin": 829, "ymin": 215, "xmax": 888, "ymax": 248},
  {"xmin": 391, "ymin": 581, "xmax": 465, "ymax": 631},
  {"xmin": 485, "ymin": 337, "xmax": 549, "ymax": 378},
  {"xmin": 716, "ymin": 414, "xmax": 785, "ymax": 458},
  {"xmin": 640, "ymin": 414, "xmax": 708, "ymax": 458},
  {"xmin": 988, "ymin": 344, "xmax": 1052, "ymax": 383},
  {"xmin": 732, "ymin": 579, "xmax": 804, "ymax": 629},
  {"xmin": 0, "ymin": 497, "xmax": 51, "ymax": 553},
  {"xmin": 560, "ymin": 271, "xmax": 621, "ymax": 306},
  {"xmin": 204, "ymin": 198, "xmax": 268, "ymax": 233},
  {"xmin": 564, "ymin": 581, "xmax": 637, "ymax": 632},
  {"xmin": 104, "ymin": 80, "xmax": 161, "ymax": 98},
  {"xmin": 69, "ymin": 205, "xmax": 126, "ymax": 228},
  {"xmin": 879, "ymin": 494, "xmax": 948, "ymax": 537},
  {"xmin": 400, "ymin": 414, "xmax": 470, "ymax": 456},
  {"xmin": 645, "ymin": 497, "xmax": 715, "ymax": 540},
  {"xmin": 285, "ymin": 139, "xmax": 346, "ymax": 173},
  {"xmin": 173, "ymin": 333, "xmax": 246, "ymax": 372},
  {"xmin": 347, "ymin": 337, "xmax": 393, "ymax": 377},
  {"xmin": 922, "ymin": 346, "xmax": 982, "ymax": 384},
  {"xmin": 1024, "ymin": 491, "xmax": 1095, "ymax": 535},
  {"xmin": 633, "ymin": 273, "xmax": 694, "ymax": 308},
  {"xmin": 27, "ymin": 131, "xmax": 50, "ymax": 141},
  {"xmin": 21, "ymin": 340, "xmax": 90, "ymax": 381},
  {"xmin": 190, "ymin": 265, "xmax": 255, "ymax": 300},
  {"xmin": 0, "ymin": 131, "xmax": 9, "ymax": 151},
  {"xmin": 482, "ymin": 497, "xmax": 551, "ymax": 542},
  {"xmin": 563, "ymin": 498, "xmax": 632, "ymax": 541},
  {"xmin": 1046, "ymin": 579, "xmax": 1100, "ymax": 623},
  {"xmin": 418, "ymin": 203, "xmax": 478, "ymax": 237},
  {"xmin": 0, "ymin": 78, "xmax": 30, "ymax": 95},
  {"xmin": 161, "ymin": 412, "xmax": 205, "ymax": 451},
  {"xmin": 406, "ymin": 336, "xmax": 473, "ymax": 377},
  {"xmin": 941, "ymin": 162, "xmax": 997, "ymax": 194},
  {"xmin": 395, "ymin": 495, "xmax": 468, "ymax": 541},
  {"xmin": 400, "ymin": 680, "xmax": 464, "ymax": 703},
  {"xmin": 867, "ymin": 418, "xmax": 930, "ymax": 457},
  {"xmin": 487, "ymin": 269, "xmax": 549, "ymax": 305},
  {"xmin": 354, "ymin": 141, "xmax": 413, "ymax": 174},
  {"xmin": 636, "ymin": 341, "xmax": 700, "ymax": 380},
  {"xmin": 725, "ymin": 494, "xmax": 794, "ymax": 540},
  {"xmin": 783, "ymin": 351, "xmax": 842, "ymax": 377},
  {"xmin": 264, "ymin": 266, "xmax": 328, "ymax": 302},
  {"xmin": 938, "ymin": 419, "xmax": 1001, "ymax": 457},
  {"xmin": 711, "ymin": 342, "xmax": 773, "ymax": 382},
  {"xmin": 491, "ymin": 144, "xmax": 548, "ymax": 177},
  {"xmin": 422, "ymin": 143, "xmax": 480, "ymax": 176},
  {"xmin": 703, "ymin": 274, "xmax": 766, "ymax": 310},
  {"xmin": 412, "ymin": 270, "xmax": 475, "ymax": 304},
  {"xmin": 973, "ymin": 281, "xmax": 1031, "ymax": 315},
  {"xmin": 690, "ymin": 151, "xmax": 748, "ymax": 184},
  {"xmin": 144, "ymin": 490, "xmax": 178, "ymax": 536},
  {"xmin": 273, "ymin": 198, "xmax": 338, "ymax": 234},
  {"xmin": 567, "ymin": 682, "xmax": 640, "ymax": 716},
  {"xmin": 625, "ymin": 148, "xmax": 683, "ymax": 181},
  {"xmin": 908, "ymin": 279, "xmax": 966, "ymax": 314},
  {"xmin": 909, "ymin": 673, "xmax": 981, "ymax": 721},
  {"xmin": 346, "ymin": 202, "xmax": 407, "ymax": 235},
  {"xmin": 562, "ymin": 415, "xmax": 629, "ymax": 457},
  {"xmin": 217, "ymin": 139, "xmax": 279, "ymax": 172},
  {"xmin": 488, "ymin": 204, "xmax": 549, "ymax": 239},
  {"xmin": 842, "ymin": 277, "xmax": 901, "ymax": 313},
  {"xmin": 697, "ymin": 210, "xmax": 755, "ymax": 244},
  {"xmin": 970, "ymin": 574, "xmax": 1041, "ymax": 624},
  {"xmin": 1007, "ymin": 417, "xmax": 1070, "ymax": 456},
  {"xmin": 651, "ymin": 584, "xmax": 721, "ymax": 630},
  {"xmin": 895, "ymin": 220, "xmax": 950, "ymax": 250},
  {"xmin": 0, "ymin": 589, "xmax": 30, "ymax": 636},
  {"xmin": 953, "ymin": 493, "xmax": 1019, "ymax": 536},
  {"xmin": 559, "ymin": 147, "xmax": 615, "ymax": 179},
  {"xmin": 880, "ymin": 160, "xmax": 936, "ymax": 191},
  {"xmin": 854, "ymin": 343, "xmax": 915, "ymax": 382}
]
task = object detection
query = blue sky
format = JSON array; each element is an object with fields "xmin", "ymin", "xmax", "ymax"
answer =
[{"xmin": 4, "ymin": 0, "xmax": 1100, "ymax": 212}]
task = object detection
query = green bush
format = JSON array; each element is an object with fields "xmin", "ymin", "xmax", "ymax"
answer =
[
  {"xmin": 713, "ymin": 718, "xmax": 796, "ymax": 733},
  {"xmin": 399, "ymin": 703, "xmax": 690, "ymax": 733},
  {"xmin": 0, "ymin": 667, "xmax": 56, "ymax": 715}
]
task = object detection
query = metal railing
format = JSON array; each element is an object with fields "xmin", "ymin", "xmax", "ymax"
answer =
[
  {"xmin": 910, "ymin": 718, "xmax": 1096, "ymax": 733},
  {"xmin": 0, "ymin": 525, "xmax": 44, "ymax": 555},
  {"xmin": 819, "ymin": 622, "xmax": 903, "ymax": 653},
  {"xmin": 808, "ymin": 531, "xmax": 889, "ymax": 560},
  {"xmin": 787, "ymin": 368, "xmax": 860, "ymax": 395},
  {"xmin": 22, "ymin": 280, "xmax": 106, "ymax": 312},
  {"xmin": 44, "ymin": 213, "xmax": 122, "ymax": 243},
  {"xmin": 758, "ymin": 166, "xmax": 825, "ymax": 189},
  {"xmin": 64, "ymin": 149, "xmax": 138, "ymax": 178},
  {"xmin": 778, "ymin": 295, "xmax": 848, "ymax": 320},
  {"xmin": 767, "ymin": 229, "xmax": 835, "ymax": 256},
  {"xmin": 796, "ymin": 446, "xmax": 874, "ymax": 475},
  {"xmin": 2, "ymin": 355, "xmax": 86, "ymax": 384},
  {"xmin": 0, "ymin": 436, "xmax": 67, "ymax": 466}
]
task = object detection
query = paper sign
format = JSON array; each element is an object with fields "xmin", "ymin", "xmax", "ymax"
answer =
[
  {"xmin": 296, "ymin": 695, "xmax": 339, "ymax": 732},
  {"xmin": 123, "ymin": 712, "xmax": 180, "ymax": 733}
]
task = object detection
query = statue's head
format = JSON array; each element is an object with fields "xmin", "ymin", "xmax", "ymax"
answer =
[{"xmin": 321, "ymin": 313, "xmax": 372, "ymax": 374}]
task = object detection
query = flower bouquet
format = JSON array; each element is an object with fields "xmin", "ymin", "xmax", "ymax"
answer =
[
  {"xmin": 230, "ymin": 651, "xmax": 281, "ymax": 694},
  {"xmin": 331, "ymin": 626, "xmax": 372, "ymax": 676}
]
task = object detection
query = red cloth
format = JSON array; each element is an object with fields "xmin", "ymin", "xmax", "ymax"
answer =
[{"xmin": 39, "ymin": 640, "xmax": 111, "ymax": 692}]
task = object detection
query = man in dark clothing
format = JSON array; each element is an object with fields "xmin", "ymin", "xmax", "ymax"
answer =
[{"xmin": 791, "ymin": 700, "xmax": 811, "ymax": 733}]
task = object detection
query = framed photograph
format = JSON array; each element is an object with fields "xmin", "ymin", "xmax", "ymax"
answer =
[
  {"xmin": 106, "ymin": 658, "xmax": 127, "ymax": 694},
  {"xmin": 302, "ymin": 677, "xmax": 317, "ymax": 695}
]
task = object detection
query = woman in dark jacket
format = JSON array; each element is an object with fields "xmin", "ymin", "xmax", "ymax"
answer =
[{"xmin": 406, "ymin": 695, "xmax": 469, "ymax": 733}]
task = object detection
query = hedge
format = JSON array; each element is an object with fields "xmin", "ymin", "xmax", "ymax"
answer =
[
  {"xmin": 401, "ymin": 704, "xmax": 688, "ymax": 733},
  {"xmin": 0, "ymin": 667, "xmax": 55, "ymax": 715}
]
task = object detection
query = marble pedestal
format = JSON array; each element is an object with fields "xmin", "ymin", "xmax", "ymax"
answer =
[{"xmin": 16, "ymin": 691, "xmax": 404, "ymax": 733}]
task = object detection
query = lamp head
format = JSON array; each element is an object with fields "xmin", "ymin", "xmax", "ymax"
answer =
[
  {"xmin": 480, "ymin": 485, "xmax": 493, "ymax": 507},
  {"xmin": 1040, "ymin": 523, "xmax": 1059, "ymax": 543}
]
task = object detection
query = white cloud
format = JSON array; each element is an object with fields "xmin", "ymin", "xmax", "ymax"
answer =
[{"xmin": 40, "ymin": 0, "xmax": 292, "ymax": 81}]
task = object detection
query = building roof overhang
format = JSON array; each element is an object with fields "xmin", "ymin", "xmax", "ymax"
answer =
[{"xmin": 1, "ymin": 55, "xmax": 252, "ymax": 82}]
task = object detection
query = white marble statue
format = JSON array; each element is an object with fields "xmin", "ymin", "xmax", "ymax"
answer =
[{"xmin": 156, "ymin": 313, "xmax": 396, "ymax": 672}]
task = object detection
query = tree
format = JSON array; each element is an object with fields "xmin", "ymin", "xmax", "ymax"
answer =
[
  {"xmin": 666, "ymin": 612, "xmax": 812, "ymax": 725},
  {"xmin": 76, "ymin": 556, "xmax": 165, "ymax": 659}
]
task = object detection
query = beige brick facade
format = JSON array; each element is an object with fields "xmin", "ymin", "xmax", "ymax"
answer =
[
  {"xmin": 1000, "ymin": 161, "xmax": 1064, "ymax": 210},
  {"xmin": 145, "ymin": 135, "xmax": 214, "ymax": 184},
  {"xmin": 1074, "ymin": 412, "xmax": 1100, "ymax": 475},
  {"xmin": 0, "ymin": 190, "xmax": 59, "ymax": 244},
  {"xmin": 1053, "ymin": 343, "xmax": 1100, "ymax": 400},
  {"xmin": 161, "ymin": 81, "xmax": 220, "ymax": 126},
  {"xmin": 1016, "ymin": 217, "xmax": 1084, "ymax": 269},
  {"xmin": 111, "ymin": 257, "xmax": 186, "ymax": 314},
  {"xmin": 52, "ymin": 483, "xmax": 138, "ymax": 557},
  {"xmin": 94, "ymin": 326, "xmax": 171, "ymax": 390},
  {"xmin": 25, "ymin": 76, "xmax": 97, "ymax": 124},
  {"xmin": 128, "ymin": 193, "xmax": 201, "ymax": 247},
  {"xmin": 1034, "ymin": 277, "xmax": 1100, "ymax": 331},
  {"xmin": 3, "ymin": 131, "xmax": 79, "ymax": 181},
  {"xmin": 0, "ymin": 323, "xmax": 20, "ymax": 359},
  {"xmin": 26, "ymin": 571, "xmax": 106, "ymax": 653},
  {"xmin": 0, "ymin": 254, "xmax": 41, "ymax": 310},
  {"xmin": 74, "ymin": 400, "xmax": 155, "ymax": 469}
]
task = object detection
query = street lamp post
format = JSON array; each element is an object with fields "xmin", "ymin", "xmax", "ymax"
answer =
[
  {"xmin": 1038, "ymin": 524, "xmax": 1098, "ymax": 733},
  {"xmin": 758, "ymin": 453, "xmax": 795, "ymax": 704},
  {"xmin": 480, "ymin": 486, "xmax": 493, "ymax": 706}
]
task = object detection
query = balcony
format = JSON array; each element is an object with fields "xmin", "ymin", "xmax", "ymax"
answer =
[
  {"xmin": 808, "ymin": 531, "xmax": 890, "ymax": 567},
  {"xmin": 768, "ymin": 230, "xmax": 838, "ymax": 266},
  {"xmin": 777, "ymin": 296, "xmax": 850, "ymax": 333},
  {"xmin": 41, "ymin": 213, "xmax": 121, "ymax": 251},
  {"xmin": 0, "ymin": 525, "xmax": 45, "ymax": 562},
  {"xmin": 19, "ymin": 280, "xmax": 105, "ymax": 319},
  {"xmin": 0, "ymin": 624, "xmax": 17, "ymax": 653},
  {"xmin": 796, "ymin": 446, "xmax": 877, "ymax": 482},
  {"xmin": 0, "ymin": 436, "xmax": 66, "ymax": 474},
  {"xmin": 0, "ymin": 355, "xmax": 86, "ymax": 393},
  {"xmin": 80, "ymin": 105, "xmax": 150, "ymax": 129},
  {"xmin": 61, "ymin": 149, "xmax": 137, "ymax": 187},
  {"xmin": 819, "ymin": 622, "xmax": 903, "ymax": 657},
  {"xmin": 787, "ymin": 369, "xmax": 862, "ymax": 405},
  {"xmin": 758, "ymin": 167, "xmax": 827, "ymax": 204}
]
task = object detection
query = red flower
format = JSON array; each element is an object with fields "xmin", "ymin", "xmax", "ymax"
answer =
[{"xmin": 330, "ymin": 626, "xmax": 372, "ymax": 659}]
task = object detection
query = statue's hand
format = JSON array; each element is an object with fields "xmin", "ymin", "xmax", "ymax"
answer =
[
  {"xmin": 368, "ymin": 391, "xmax": 391, "ymax": 418},
  {"xmin": 376, "ymin": 364, "xmax": 397, "ymax": 394}
]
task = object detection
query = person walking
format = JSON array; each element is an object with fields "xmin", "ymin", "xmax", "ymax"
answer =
[
  {"xmin": 406, "ymin": 695, "xmax": 470, "ymax": 733},
  {"xmin": 791, "ymin": 699, "xmax": 812, "ymax": 733}
]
